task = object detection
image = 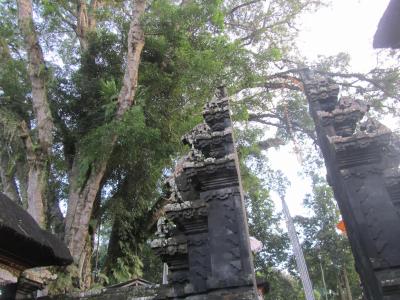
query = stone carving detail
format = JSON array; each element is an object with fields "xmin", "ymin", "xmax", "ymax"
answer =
[
  {"xmin": 151, "ymin": 87, "xmax": 257, "ymax": 299},
  {"xmin": 302, "ymin": 70, "xmax": 400, "ymax": 299}
]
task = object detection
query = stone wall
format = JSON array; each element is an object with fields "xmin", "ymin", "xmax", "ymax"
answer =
[{"xmin": 39, "ymin": 286, "xmax": 157, "ymax": 300}]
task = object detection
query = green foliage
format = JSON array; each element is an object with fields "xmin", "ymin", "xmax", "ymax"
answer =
[
  {"xmin": 262, "ymin": 269, "xmax": 305, "ymax": 300},
  {"xmin": 77, "ymin": 106, "xmax": 160, "ymax": 187},
  {"xmin": 0, "ymin": 17, "xmax": 31, "ymax": 125},
  {"xmin": 111, "ymin": 255, "xmax": 143, "ymax": 283},
  {"xmin": 140, "ymin": 242, "xmax": 163, "ymax": 283},
  {"xmin": 48, "ymin": 265, "xmax": 80, "ymax": 294},
  {"xmin": 41, "ymin": 0, "xmax": 58, "ymax": 15},
  {"xmin": 269, "ymin": 47, "xmax": 283, "ymax": 61}
]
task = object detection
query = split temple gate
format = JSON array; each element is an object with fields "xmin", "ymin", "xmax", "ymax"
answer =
[
  {"xmin": 151, "ymin": 75, "xmax": 400, "ymax": 300},
  {"xmin": 302, "ymin": 71, "xmax": 400, "ymax": 299},
  {"xmin": 151, "ymin": 87, "xmax": 258, "ymax": 299}
]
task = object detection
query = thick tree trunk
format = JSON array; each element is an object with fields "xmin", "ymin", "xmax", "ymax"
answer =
[
  {"xmin": 104, "ymin": 186, "xmax": 172, "ymax": 278},
  {"xmin": 79, "ymin": 236, "xmax": 93, "ymax": 289},
  {"xmin": 65, "ymin": 162, "xmax": 103, "ymax": 288},
  {"xmin": 103, "ymin": 217, "xmax": 123, "ymax": 278},
  {"xmin": 63, "ymin": 1, "xmax": 147, "ymax": 284},
  {"xmin": 19, "ymin": 120, "xmax": 49, "ymax": 226},
  {"xmin": 64, "ymin": 159, "xmax": 107, "ymax": 264},
  {"xmin": 17, "ymin": 0, "xmax": 54, "ymax": 227},
  {"xmin": 26, "ymin": 157, "xmax": 48, "ymax": 226}
]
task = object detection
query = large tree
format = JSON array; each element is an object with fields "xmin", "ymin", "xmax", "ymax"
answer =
[{"xmin": 0, "ymin": 0, "xmax": 398, "ymax": 292}]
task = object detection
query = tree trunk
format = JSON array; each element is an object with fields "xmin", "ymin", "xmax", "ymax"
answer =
[
  {"xmin": 343, "ymin": 268, "xmax": 353, "ymax": 300},
  {"xmin": 338, "ymin": 279, "xmax": 346, "ymax": 300},
  {"xmin": 19, "ymin": 121, "xmax": 49, "ymax": 226},
  {"xmin": 116, "ymin": 0, "xmax": 146, "ymax": 117},
  {"xmin": 63, "ymin": 1, "xmax": 147, "ymax": 284},
  {"xmin": 65, "ymin": 170, "xmax": 103, "ymax": 288},
  {"xmin": 17, "ymin": 0, "xmax": 54, "ymax": 154},
  {"xmin": 103, "ymin": 172, "xmax": 173, "ymax": 279},
  {"xmin": 17, "ymin": 0, "xmax": 54, "ymax": 227},
  {"xmin": 103, "ymin": 216, "xmax": 123, "ymax": 278},
  {"xmin": 79, "ymin": 236, "xmax": 93, "ymax": 290},
  {"xmin": 76, "ymin": 1, "xmax": 90, "ymax": 51},
  {"xmin": 0, "ymin": 152, "xmax": 20, "ymax": 203},
  {"xmin": 64, "ymin": 158, "xmax": 107, "ymax": 264},
  {"xmin": 75, "ymin": 0, "xmax": 99, "ymax": 52},
  {"xmin": 26, "ymin": 156, "xmax": 48, "ymax": 226}
]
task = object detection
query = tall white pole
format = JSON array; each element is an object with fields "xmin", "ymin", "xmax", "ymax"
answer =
[
  {"xmin": 282, "ymin": 197, "xmax": 315, "ymax": 300},
  {"xmin": 162, "ymin": 263, "xmax": 168, "ymax": 284}
]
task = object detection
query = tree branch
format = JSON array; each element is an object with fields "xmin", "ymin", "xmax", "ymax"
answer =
[
  {"xmin": 228, "ymin": 0, "xmax": 263, "ymax": 16},
  {"xmin": 248, "ymin": 113, "xmax": 317, "ymax": 143},
  {"xmin": 257, "ymin": 138, "xmax": 285, "ymax": 150},
  {"xmin": 116, "ymin": 0, "xmax": 146, "ymax": 117}
]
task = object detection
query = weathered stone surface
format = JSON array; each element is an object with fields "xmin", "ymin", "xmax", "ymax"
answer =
[
  {"xmin": 302, "ymin": 70, "xmax": 400, "ymax": 299},
  {"xmin": 151, "ymin": 87, "xmax": 257, "ymax": 299},
  {"xmin": 39, "ymin": 285, "xmax": 157, "ymax": 300}
]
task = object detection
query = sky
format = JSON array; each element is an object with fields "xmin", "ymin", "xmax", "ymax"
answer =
[
  {"xmin": 298, "ymin": 0, "xmax": 390, "ymax": 72},
  {"xmin": 268, "ymin": 0, "xmax": 392, "ymax": 217}
]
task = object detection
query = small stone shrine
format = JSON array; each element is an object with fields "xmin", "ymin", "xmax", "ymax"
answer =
[
  {"xmin": 151, "ymin": 87, "xmax": 258, "ymax": 299},
  {"xmin": 302, "ymin": 70, "xmax": 400, "ymax": 299}
]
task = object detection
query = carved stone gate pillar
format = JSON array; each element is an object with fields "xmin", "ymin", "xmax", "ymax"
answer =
[
  {"xmin": 152, "ymin": 87, "xmax": 257, "ymax": 299},
  {"xmin": 302, "ymin": 70, "xmax": 400, "ymax": 299}
]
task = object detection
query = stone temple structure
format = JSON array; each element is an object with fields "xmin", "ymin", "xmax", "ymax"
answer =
[
  {"xmin": 373, "ymin": 0, "xmax": 400, "ymax": 49},
  {"xmin": 151, "ymin": 87, "xmax": 258, "ymax": 299},
  {"xmin": 302, "ymin": 71, "xmax": 400, "ymax": 299}
]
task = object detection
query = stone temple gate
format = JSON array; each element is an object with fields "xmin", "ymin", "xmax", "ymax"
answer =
[
  {"xmin": 151, "ymin": 74, "xmax": 400, "ymax": 300},
  {"xmin": 302, "ymin": 71, "xmax": 400, "ymax": 300},
  {"xmin": 151, "ymin": 87, "xmax": 258, "ymax": 299}
]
